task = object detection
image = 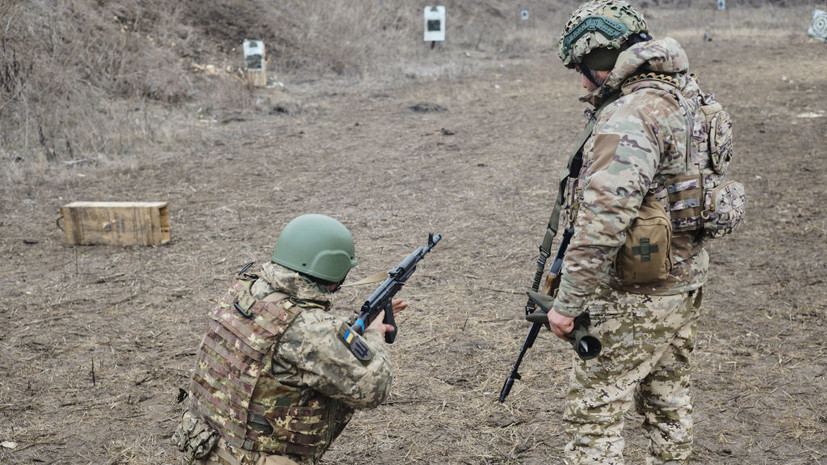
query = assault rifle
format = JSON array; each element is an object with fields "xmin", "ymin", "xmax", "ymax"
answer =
[
  {"xmin": 498, "ymin": 227, "xmax": 601, "ymax": 403},
  {"xmin": 349, "ymin": 232, "xmax": 442, "ymax": 344}
]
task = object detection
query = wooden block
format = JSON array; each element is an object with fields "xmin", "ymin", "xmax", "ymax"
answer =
[
  {"xmin": 246, "ymin": 69, "xmax": 267, "ymax": 87},
  {"xmin": 60, "ymin": 201, "xmax": 170, "ymax": 246}
]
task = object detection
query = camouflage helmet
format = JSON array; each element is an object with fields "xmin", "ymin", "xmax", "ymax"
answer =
[
  {"xmin": 271, "ymin": 214, "xmax": 358, "ymax": 283},
  {"xmin": 558, "ymin": 0, "xmax": 648, "ymax": 69}
]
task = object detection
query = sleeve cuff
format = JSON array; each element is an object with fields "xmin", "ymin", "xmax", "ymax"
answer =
[
  {"xmin": 553, "ymin": 287, "xmax": 587, "ymax": 317},
  {"xmin": 363, "ymin": 328, "xmax": 385, "ymax": 346}
]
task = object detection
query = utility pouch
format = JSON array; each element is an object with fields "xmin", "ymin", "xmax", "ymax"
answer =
[
  {"xmin": 172, "ymin": 407, "xmax": 219, "ymax": 463},
  {"xmin": 701, "ymin": 101, "xmax": 734, "ymax": 175},
  {"xmin": 666, "ymin": 173, "xmax": 745, "ymax": 238},
  {"xmin": 616, "ymin": 196, "xmax": 673, "ymax": 285},
  {"xmin": 703, "ymin": 179, "xmax": 746, "ymax": 238}
]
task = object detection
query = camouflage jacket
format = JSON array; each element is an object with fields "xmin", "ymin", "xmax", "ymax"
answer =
[
  {"xmin": 251, "ymin": 262, "xmax": 393, "ymax": 409},
  {"xmin": 554, "ymin": 38, "xmax": 709, "ymax": 317}
]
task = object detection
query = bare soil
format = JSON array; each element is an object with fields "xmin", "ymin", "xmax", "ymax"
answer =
[{"xmin": 1, "ymin": 7, "xmax": 825, "ymax": 464}]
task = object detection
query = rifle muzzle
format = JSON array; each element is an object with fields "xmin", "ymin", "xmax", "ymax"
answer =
[{"xmin": 566, "ymin": 327, "xmax": 601, "ymax": 360}]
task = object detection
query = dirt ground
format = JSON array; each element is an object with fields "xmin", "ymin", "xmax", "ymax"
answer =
[{"xmin": 1, "ymin": 5, "xmax": 826, "ymax": 465}]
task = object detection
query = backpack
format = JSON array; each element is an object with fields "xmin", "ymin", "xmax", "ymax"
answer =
[{"xmin": 667, "ymin": 85, "xmax": 746, "ymax": 239}]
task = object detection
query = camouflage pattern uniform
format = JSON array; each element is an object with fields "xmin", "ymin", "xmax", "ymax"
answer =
[
  {"xmin": 182, "ymin": 262, "xmax": 392, "ymax": 465},
  {"xmin": 554, "ymin": 37, "xmax": 709, "ymax": 464}
]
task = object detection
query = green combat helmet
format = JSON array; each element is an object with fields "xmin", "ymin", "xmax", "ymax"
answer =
[
  {"xmin": 558, "ymin": 0, "xmax": 649, "ymax": 70},
  {"xmin": 272, "ymin": 214, "xmax": 358, "ymax": 283}
]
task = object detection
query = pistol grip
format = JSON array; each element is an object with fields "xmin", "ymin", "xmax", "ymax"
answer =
[{"xmin": 383, "ymin": 301, "xmax": 397, "ymax": 344}]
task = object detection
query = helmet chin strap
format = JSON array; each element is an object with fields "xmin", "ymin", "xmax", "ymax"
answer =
[
  {"xmin": 579, "ymin": 62, "xmax": 603, "ymax": 89},
  {"xmin": 300, "ymin": 272, "xmax": 346, "ymax": 294}
]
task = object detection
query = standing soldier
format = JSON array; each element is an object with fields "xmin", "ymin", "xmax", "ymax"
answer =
[
  {"xmin": 538, "ymin": 0, "xmax": 741, "ymax": 463},
  {"xmin": 173, "ymin": 214, "xmax": 407, "ymax": 465}
]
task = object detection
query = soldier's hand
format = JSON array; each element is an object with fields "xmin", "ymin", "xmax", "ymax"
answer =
[
  {"xmin": 391, "ymin": 299, "xmax": 408, "ymax": 316},
  {"xmin": 548, "ymin": 309, "xmax": 575, "ymax": 341}
]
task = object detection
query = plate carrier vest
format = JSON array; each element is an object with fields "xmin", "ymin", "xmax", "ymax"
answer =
[{"xmin": 189, "ymin": 273, "xmax": 352, "ymax": 459}]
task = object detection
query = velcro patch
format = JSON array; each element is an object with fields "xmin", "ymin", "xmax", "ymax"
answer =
[{"xmin": 337, "ymin": 324, "xmax": 373, "ymax": 363}]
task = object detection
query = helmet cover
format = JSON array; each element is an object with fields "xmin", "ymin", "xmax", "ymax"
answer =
[{"xmin": 558, "ymin": 0, "xmax": 648, "ymax": 69}]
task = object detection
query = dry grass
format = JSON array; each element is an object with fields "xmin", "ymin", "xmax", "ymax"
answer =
[
  {"xmin": 0, "ymin": 1, "xmax": 575, "ymax": 171},
  {"xmin": 2, "ymin": 0, "xmax": 817, "ymax": 184},
  {"xmin": 0, "ymin": 4, "xmax": 825, "ymax": 463}
]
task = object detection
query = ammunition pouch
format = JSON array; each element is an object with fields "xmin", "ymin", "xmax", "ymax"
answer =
[
  {"xmin": 173, "ymin": 409, "xmax": 219, "ymax": 463},
  {"xmin": 615, "ymin": 195, "xmax": 673, "ymax": 284}
]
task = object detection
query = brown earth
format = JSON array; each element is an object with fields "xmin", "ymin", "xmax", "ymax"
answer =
[{"xmin": 1, "ymin": 6, "xmax": 826, "ymax": 465}]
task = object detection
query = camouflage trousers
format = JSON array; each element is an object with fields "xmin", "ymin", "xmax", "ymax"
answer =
[{"xmin": 563, "ymin": 286, "xmax": 704, "ymax": 465}]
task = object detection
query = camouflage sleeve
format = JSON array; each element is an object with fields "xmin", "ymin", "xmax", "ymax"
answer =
[
  {"xmin": 554, "ymin": 97, "xmax": 664, "ymax": 316},
  {"xmin": 271, "ymin": 307, "xmax": 392, "ymax": 409}
]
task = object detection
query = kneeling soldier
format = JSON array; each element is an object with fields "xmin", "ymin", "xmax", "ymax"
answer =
[{"xmin": 173, "ymin": 214, "xmax": 406, "ymax": 465}]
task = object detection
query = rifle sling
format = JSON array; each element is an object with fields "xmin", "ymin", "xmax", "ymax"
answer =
[
  {"xmin": 533, "ymin": 120, "xmax": 593, "ymax": 273},
  {"xmin": 341, "ymin": 272, "xmax": 388, "ymax": 287},
  {"xmin": 531, "ymin": 92, "xmax": 619, "ymax": 298}
]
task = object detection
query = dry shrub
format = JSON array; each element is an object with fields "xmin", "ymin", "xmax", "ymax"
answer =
[{"xmin": 0, "ymin": 0, "xmax": 195, "ymax": 177}]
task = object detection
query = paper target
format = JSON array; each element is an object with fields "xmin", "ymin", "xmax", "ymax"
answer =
[
  {"xmin": 243, "ymin": 40, "xmax": 264, "ymax": 71},
  {"xmin": 424, "ymin": 6, "xmax": 446, "ymax": 42},
  {"xmin": 809, "ymin": 9, "xmax": 827, "ymax": 42}
]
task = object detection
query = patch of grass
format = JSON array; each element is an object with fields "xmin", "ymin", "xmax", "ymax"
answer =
[{"xmin": 0, "ymin": 0, "xmax": 822, "ymax": 185}]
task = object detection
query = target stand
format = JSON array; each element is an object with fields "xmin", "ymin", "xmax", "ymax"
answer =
[
  {"xmin": 424, "ymin": 6, "xmax": 446, "ymax": 51},
  {"xmin": 243, "ymin": 40, "xmax": 267, "ymax": 87},
  {"xmin": 809, "ymin": 9, "xmax": 827, "ymax": 42}
]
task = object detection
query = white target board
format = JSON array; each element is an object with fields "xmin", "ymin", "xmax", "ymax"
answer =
[
  {"xmin": 717, "ymin": 0, "xmax": 725, "ymax": 11},
  {"xmin": 809, "ymin": 9, "xmax": 827, "ymax": 42},
  {"xmin": 243, "ymin": 40, "xmax": 265, "ymax": 71},
  {"xmin": 424, "ymin": 6, "xmax": 446, "ymax": 42}
]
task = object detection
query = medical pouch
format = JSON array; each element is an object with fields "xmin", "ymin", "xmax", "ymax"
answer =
[{"xmin": 616, "ymin": 196, "xmax": 673, "ymax": 285}]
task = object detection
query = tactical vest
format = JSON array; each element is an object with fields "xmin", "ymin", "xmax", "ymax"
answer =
[
  {"xmin": 623, "ymin": 72, "xmax": 745, "ymax": 239},
  {"xmin": 611, "ymin": 72, "xmax": 743, "ymax": 285},
  {"xmin": 189, "ymin": 274, "xmax": 352, "ymax": 459}
]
